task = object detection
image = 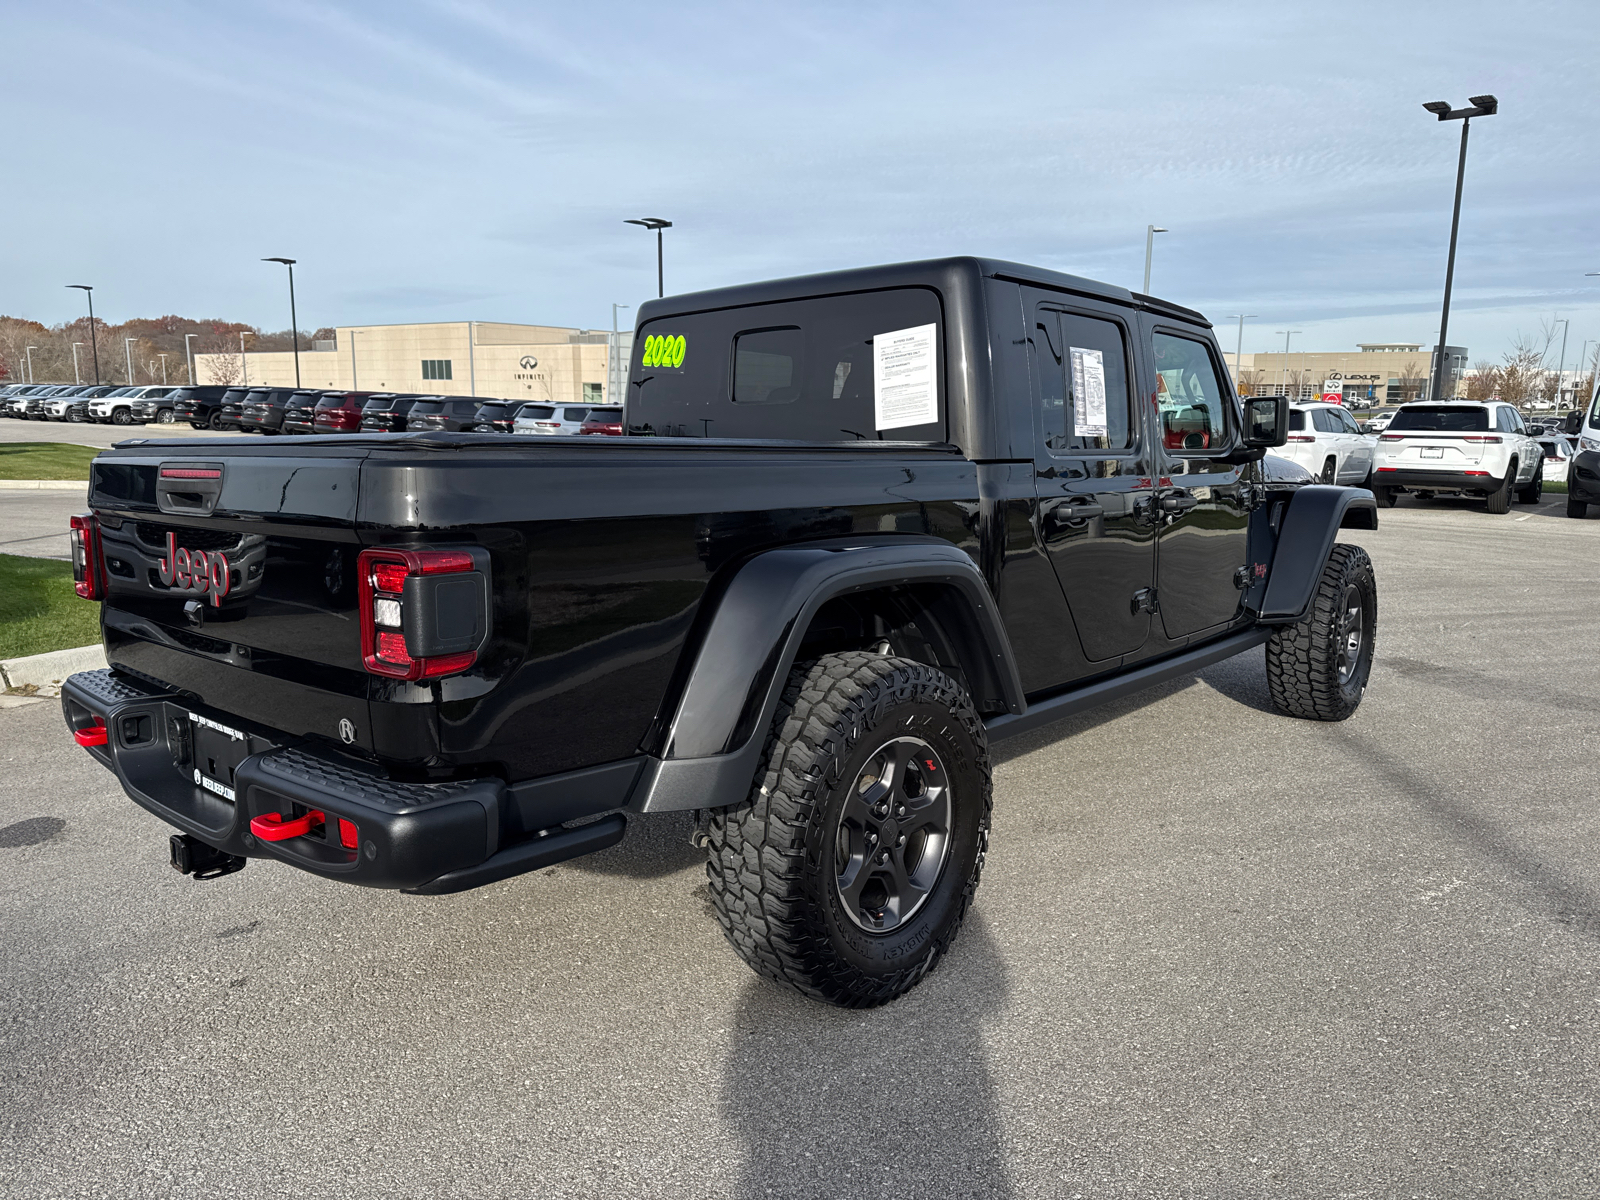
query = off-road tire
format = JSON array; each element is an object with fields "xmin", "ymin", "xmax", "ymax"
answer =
[
  {"xmin": 1516, "ymin": 460, "xmax": 1542, "ymax": 504},
  {"xmin": 704, "ymin": 652, "xmax": 991, "ymax": 1008},
  {"xmin": 1266, "ymin": 543, "xmax": 1376, "ymax": 722},
  {"xmin": 1569, "ymin": 493, "xmax": 1588, "ymax": 519},
  {"xmin": 1485, "ymin": 462, "xmax": 1515, "ymax": 514}
]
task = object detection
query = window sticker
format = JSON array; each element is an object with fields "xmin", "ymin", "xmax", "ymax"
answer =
[
  {"xmin": 873, "ymin": 323, "xmax": 937, "ymax": 430},
  {"xmin": 641, "ymin": 333, "xmax": 687, "ymax": 369},
  {"xmin": 1069, "ymin": 346, "xmax": 1107, "ymax": 437}
]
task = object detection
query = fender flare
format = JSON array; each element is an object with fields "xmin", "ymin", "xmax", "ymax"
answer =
[
  {"xmin": 1257, "ymin": 484, "xmax": 1379, "ymax": 623},
  {"xmin": 629, "ymin": 537, "xmax": 1023, "ymax": 814}
]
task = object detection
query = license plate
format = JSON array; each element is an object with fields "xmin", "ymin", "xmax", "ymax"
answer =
[
  {"xmin": 190, "ymin": 712, "xmax": 249, "ymax": 802},
  {"xmin": 1420, "ymin": 447, "xmax": 1444, "ymax": 459}
]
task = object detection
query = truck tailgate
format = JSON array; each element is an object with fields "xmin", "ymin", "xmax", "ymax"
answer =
[{"xmin": 89, "ymin": 447, "xmax": 372, "ymax": 751}]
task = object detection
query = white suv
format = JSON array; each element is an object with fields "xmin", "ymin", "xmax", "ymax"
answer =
[
  {"xmin": 1372, "ymin": 400, "xmax": 1544, "ymax": 513},
  {"xmin": 1275, "ymin": 401, "xmax": 1374, "ymax": 485},
  {"xmin": 90, "ymin": 385, "xmax": 170, "ymax": 425}
]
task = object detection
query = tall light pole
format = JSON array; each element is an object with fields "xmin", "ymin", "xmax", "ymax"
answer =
[
  {"xmin": 71, "ymin": 342, "xmax": 85, "ymax": 384},
  {"xmin": 610, "ymin": 302, "xmax": 631, "ymax": 405},
  {"xmin": 184, "ymin": 333, "xmax": 198, "ymax": 384},
  {"xmin": 1225, "ymin": 314, "xmax": 1256, "ymax": 391},
  {"xmin": 1143, "ymin": 225, "xmax": 1168, "ymax": 294},
  {"xmin": 26, "ymin": 346, "xmax": 38, "ymax": 384},
  {"xmin": 262, "ymin": 257, "xmax": 301, "ymax": 386},
  {"xmin": 158, "ymin": 353, "xmax": 169, "ymax": 384},
  {"xmin": 1551, "ymin": 316, "xmax": 1570, "ymax": 409},
  {"xmin": 1276, "ymin": 330, "xmax": 1301, "ymax": 395},
  {"xmin": 624, "ymin": 218, "xmax": 672, "ymax": 298},
  {"xmin": 66, "ymin": 285, "xmax": 100, "ymax": 383},
  {"xmin": 124, "ymin": 338, "xmax": 137, "ymax": 384},
  {"xmin": 1421, "ymin": 94, "xmax": 1498, "ymax": 408},
  {"xmin": 240, "ymin": 332, "xmax": 249, "ymax": 385}
]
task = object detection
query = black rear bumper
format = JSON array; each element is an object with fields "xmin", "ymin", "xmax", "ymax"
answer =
[
  {"xmin": 62, "ymin": 668, "xmax": 625, "ymax": 894},
  {"xmin": 1372, "ymin": 467, "xmax": 1497, "ymax": 493}
]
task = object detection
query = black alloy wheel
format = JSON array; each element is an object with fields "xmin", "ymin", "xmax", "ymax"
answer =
[
  {"xmin": 1334, "ymin": 583, "xmax": 1364, "ymax": 688},
  {"xmin": 1516, "ymin": 460, "xmax": 1543, "ymax": 504},
  {"xmin": 1320, "ymin": 458, "xmax": 1337, "ymax": 484},
  {"xmin": 208, "ymin": 410, "xmax": 225, "ymax": 431},
  {"xmin": 833, "ymin": 737, "xmax": 953, "ymax": 933},
  {"xmin": 155, "ymin": 409, "xmax": 174, "ymax": 424}
]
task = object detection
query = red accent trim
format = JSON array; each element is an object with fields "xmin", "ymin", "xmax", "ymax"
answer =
[
  {"xmin": 73, "ymin": 718, "xmax": 108, "ymax": 747},
  {"xmin": 418, "ymin": 651, "xmax": 478, "ymax": 678},
  {"xmin": 1376, "ymin": 468, "xmax": 1398, "ymax": 472},
  {"xmin": 69, "ymin": 514, "xmax": 105, "ymax": 600},
  {"xmin": 1463, "ymin": 470, "xmax": 1490, "ymax": 476},
  {"xmin": 250, "ymin": 810, "xmax": 326, "ymax": 841},
  {"xmin": 338, "ymin": 819, "xmax": 359, "ymax": 849},
  {"xmin": 159, "ymin": 467, "xmax": 222, "ymax": 479}
]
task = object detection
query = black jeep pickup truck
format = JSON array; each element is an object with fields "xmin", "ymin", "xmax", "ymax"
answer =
[{"xmin": 63, "ymin": 257, "xmax": 1378, "ymax": 1007}]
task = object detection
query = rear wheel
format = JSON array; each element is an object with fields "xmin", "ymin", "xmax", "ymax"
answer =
[
  {"xmin": 1516, "ymin": 460, "xmax": 1543, "ymax": 504},
  {"xmin": 1485, "ymin": 461, "xmax": 1515, "ymax": 514},
  {"xmin": 1266, "ymin": 544, "xmax": 1376, "ymax": 722},
  {"xmin": 208, "ymin": 410, "xmax": 225, "ymax": 431},
  {"xmin": 1570, "ymin": 492, "xmax": 1589, "ymax": 519},
  {"xmin": 1319, "ymin": 457, "xmax": 1337, "ymax": 484},
  {"xmin": 1370, "ymin": 483, "xmax": 1399, "ymax": 507},
  {"xmin": 705, "ymin": 652, "xmax": 991, "ymax": 1008}
]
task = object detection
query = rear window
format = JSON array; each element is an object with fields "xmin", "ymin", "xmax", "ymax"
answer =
[
  {"xmin": 629, "ymin": 287, "xmax": 944, "ymax": 441},
  {"xmin": 408, "ymin": 400, "xmax": 444, "ymax": 415},
  {"xmin": 518, "ymin": 405, "xmax": 555, "ymax": 419},
  {"xmin": 1390, "ymin": 405, "xmax": 1490, "ymax": 432},
  {"xmin": 585, "ymin": 407, "xmax": 622, "ymax": 420},
  {"xmin": 221, "ymin": 388, "xmax": 251, "ymax": 403},
  {"xmin": 476, "ymin": 403, "xmax": 517, "ymax": 419},
  {"xmin": 314, "ymin": 394, "xmax": 347, "ymax": 409},
  {"xmin": 362, "ymin": 396, "xmax": 398, "ymax": 411},
  {"xmin": 1288, "ymin": 410, "xmax": 1306, "ymax": 431}
]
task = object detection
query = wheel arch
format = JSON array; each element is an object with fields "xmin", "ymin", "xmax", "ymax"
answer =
[
  {"xmin": 1257, "ymin": 484, "xmax": 1378, "ymax": 623},
  {"xmin": 629, "ymin": 537, "xmax": 1023, "ymax": 814}
]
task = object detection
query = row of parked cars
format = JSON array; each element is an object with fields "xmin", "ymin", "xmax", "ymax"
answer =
[{"xmin": 0, "ymin": 381, "xmax": 624, "ymax": 437}]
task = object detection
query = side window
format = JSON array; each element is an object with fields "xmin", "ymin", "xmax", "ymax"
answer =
[
  {"xmin": 1033, "ymin": 308, "xmax": 1135, "ymax": 453},
  {"xmin": 1337, "ymin": 408, "xmax": 1362, "ymax": 434},
  {"xmin": 1152, "ymin": 332, "xmax": 1230, "ymax": 453},
  {"xmin": 1311, "ymin": 408, "xmax": 1340, "ymax": 434}
]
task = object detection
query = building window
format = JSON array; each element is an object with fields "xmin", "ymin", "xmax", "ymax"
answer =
[
  {"xmin": 582, "ymin": 382, "xmax": 603, "ymax": 404},
  {"xmin": 422, "ymin": 359, "xmax": 453, "ymax": 381}
]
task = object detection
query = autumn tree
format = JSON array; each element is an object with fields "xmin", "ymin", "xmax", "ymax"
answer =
[{"xmin": 1462, "ymin": 360, "xmax": 1499, "ymax": 402}]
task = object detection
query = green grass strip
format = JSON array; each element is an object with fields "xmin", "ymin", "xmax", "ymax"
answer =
[
  {"xmin": 0, "ymin": 442, "xmax": 98, "ymax": 481},
  {"xmin": 0, "ymin": 553, "xmax": 102, "ymax": 661}
]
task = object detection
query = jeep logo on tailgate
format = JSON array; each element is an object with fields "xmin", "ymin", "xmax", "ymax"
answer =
[{"xmin": 157, "ymin": 532, "xmax": 233, "ymax": 606}]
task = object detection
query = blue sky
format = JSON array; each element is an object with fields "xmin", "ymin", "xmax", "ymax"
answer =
[{"xmin": 7, "ymin": 0, "xmax": 1599, "ymax": 366}]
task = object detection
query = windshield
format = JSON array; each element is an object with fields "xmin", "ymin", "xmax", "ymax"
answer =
[{"xmin": 1389, "ymin": 405, "xmax": 1490, "ymax": 432}]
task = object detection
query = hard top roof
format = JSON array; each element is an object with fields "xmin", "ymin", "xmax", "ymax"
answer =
[{"xmin": 636, "ymin": 256, "xmax": 1209, "ymax": 329}]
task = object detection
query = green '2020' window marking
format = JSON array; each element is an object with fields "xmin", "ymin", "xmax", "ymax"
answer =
[{"xmin": 642, "ymin": 333, "xmax": 686, "ymax": 369}]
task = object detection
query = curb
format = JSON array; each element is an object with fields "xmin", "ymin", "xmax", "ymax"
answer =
[
  {"xmin": 0, "ymin": 480, "xmax": 88, "ymax": 491},
  {"xmin": 1, "ymin": 643, "xmax": 106, "ymax": 699}
]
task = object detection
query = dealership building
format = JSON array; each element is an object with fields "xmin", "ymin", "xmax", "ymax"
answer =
[
  {"xmin": 195, "ymin": 321, "xmax": 633, "ymax": 405},
  {"xmin": 1226, "ymin": 342, "xmax": 1468, "ymax": 406}
]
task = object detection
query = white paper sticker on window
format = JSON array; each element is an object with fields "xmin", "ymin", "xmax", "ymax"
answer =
[
  {"xmin": 873, "ymin": 323, "xmax": 937, "ymax": 430},
  {"xmin": 1069, "ymin": 347, "xmax": 1107, "ymax": 437}
]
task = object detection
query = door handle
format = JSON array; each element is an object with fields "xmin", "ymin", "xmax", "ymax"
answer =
[
  {"xmin": 1158, "ymin": 490, "xmax": 1199, "ymax": 514},
  {"xmin": 1047, "ymin": 499, "xmax": 1104, "ymax": 528}
]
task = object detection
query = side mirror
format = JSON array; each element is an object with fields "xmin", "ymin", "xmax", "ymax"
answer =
[{"xmin": 1243, "ymin": 395, "xmax": 1289, "ymax": 448}]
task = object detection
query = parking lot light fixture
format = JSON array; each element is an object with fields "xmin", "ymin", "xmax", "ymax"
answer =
[
  {"xmin": 124, "ymin": 338, "xmax": 137, "ymax": 384},
  {"xmin": 1143, "ymin": 226, "xmax": 1168, "ymax": 294},
  {"xmin": 66, "ymin": 285, "xmax": 100, "ymax": 383},
  {"xmin": 262, "ymin": 258, "xmax": 301, "ymax": 386},
  {"xmin": 158, "ymin": 353, "xmax": 168, "ymax": 384},
  {"xmin": 184, "ymin": 333, "xmax": 198, "ymax": 384},
  {"xmin": 1225, "ymin": 315, "xmax": 1257, "ymax": 390},
  {"xmin": 25, "ymin": 345, "xmax": 38, "ymax": 384},
  {"xmin": 624, "ymin": 218, "xmax": 673, "ymax": 298},
  {"xmin": 1275, "ymin": 330, "xmax": 1302, "ymax": 394},
  {"xmin": 71, "ymin": 342, "xmax": 84, "ymax": 384},
  {"xmin": 1422, "ymin": 94, "xmax": 1498, "ymax": 408}
]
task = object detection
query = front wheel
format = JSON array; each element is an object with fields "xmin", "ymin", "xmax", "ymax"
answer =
[
  {"xmin": 1266, "ymin": 543, "xmax": 1376, "ymax": 722},
  {"xmin": 155, "ymin": 409, "xmax": 175, "ymax": 424},
  {"xmin": 705, "ymin": 652, "xmax": 991, "ymax": 1008},
  {"xmin": 111, "ymin": 408, "xmax": 132, "ymax": 426}
]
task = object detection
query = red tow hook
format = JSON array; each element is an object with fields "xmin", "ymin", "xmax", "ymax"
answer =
[
  {"xmin": 73, "ymin": 718, "xmax": 109, "ymax": 747},
  {"xmin": 250, "ymin": 809, "xmax": 326, "ymax": 841}
]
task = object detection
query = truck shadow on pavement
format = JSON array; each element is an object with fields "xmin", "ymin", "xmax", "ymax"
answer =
[{"xmin": 718, "ymin": 911, "xmax": 1018, "ymax": 1199}]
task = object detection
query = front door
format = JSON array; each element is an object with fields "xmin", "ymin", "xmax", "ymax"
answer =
[
  {"xmin": 1028, "ymin": 297, "xmax": 1158, "ymax": 665},
  {"xmin": 1148, "ymin": 326, "xmax": 1252, "ymax": 641}
]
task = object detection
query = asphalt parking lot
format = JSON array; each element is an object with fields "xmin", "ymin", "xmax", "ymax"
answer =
[
  {"xmin": 2, "ymin": 497, "xmax": 1598, "ymax": 1199},
  {"xmin": 0, "ymin": 417, "xmax": 255, "ymax": 450}
]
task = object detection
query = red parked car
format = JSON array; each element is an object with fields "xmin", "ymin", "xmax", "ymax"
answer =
[
  {"xmin": 311, "ymin": 391, "xmax": 376, "ymax": 434},
  {"xmin": 578, "ymin": 406, "xmax": 624, "ymax": 436}
]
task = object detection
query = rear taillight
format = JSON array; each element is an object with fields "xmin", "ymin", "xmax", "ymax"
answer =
[
  {"xmin": 357, "ymin": 547, "xmax": 490, "ymax": 680},
  {"xmin": 1287, "ymin": 435, "xmax": 1315, "ymax": 443},
  {"xmin": 69, "ymin": 514, "xmax": 104, "ymax": 599},
  {"xmin": 1378, "ymin": 434, "xmax": 1404, "ymax": 442},
  {"xmin": 1463, "ymin": 435, "xmax": 1503, "ymax": 443}
]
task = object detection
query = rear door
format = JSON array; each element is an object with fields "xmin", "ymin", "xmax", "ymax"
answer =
[
  {"xmin": 1026, "ymin": 291, "xmax": 1157, "ymax": 664},
  {"xmin": 1147, "ymin": 323, "xmax": 1252, "ymax": 641}
]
